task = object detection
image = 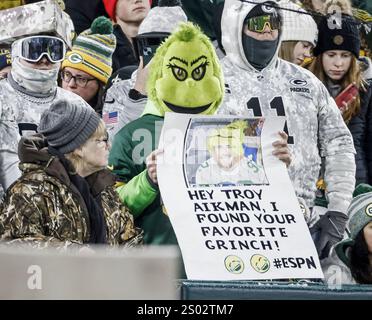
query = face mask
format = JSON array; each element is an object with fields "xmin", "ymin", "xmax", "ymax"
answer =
[
  {"xmin": 10, "ymin": 57, "xmax": 60, "ymax": 95},
  {"xmin": 242, "ymin": 33, "xmax": 279, "ymax": 71}
]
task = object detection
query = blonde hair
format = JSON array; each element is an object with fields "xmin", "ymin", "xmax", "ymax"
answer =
[
  {"xmin": 324, "ymin": 0, "xmax": 352, "ymax": 15},
  {"xmin": 301, "ymin": 0, "xmax": 352, "ymax": 14},
  {"xmin": 65, "ymin": 120, "xmax": 106, "ymax": 173},
  {"xmin": 279, "ymin": 41, "xmax": 297, "ymax": 63},
  {"xmin": 308, "ymin": 54, "xmax": 364, "ymax": 123}
]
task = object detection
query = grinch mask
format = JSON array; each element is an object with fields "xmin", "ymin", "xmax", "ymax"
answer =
[{"xmin": 147, "ymin": 22, "xmax": 224, "ymax": 116}]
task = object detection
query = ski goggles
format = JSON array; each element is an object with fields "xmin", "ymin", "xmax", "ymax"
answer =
[
  {"xmin": 133, "ymin": 32, "xmax": 169, "ymax": 66},
  {"xmin": 14, "ymin": 36, "xmax": 66, "ymax": 63},
  {"xmin": 245, "ymin": 14, "xmax": 280, "ymax": 33}
]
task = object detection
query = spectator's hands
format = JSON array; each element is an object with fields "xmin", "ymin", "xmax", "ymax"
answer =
[
  {"xmin": 340, "ymin": 96, "xmax": 356, "ymax": 113},
  {"xmin": 146, "ymin": 149, "xmax": 164, "ymax": 185},
  {"xmin": 310, "ymin": 210, "xmax": 348, "ymax": 259},
  {"xmin": 134, "ymin": 56, "xmax": 150, "ymax": 95},
  {"xmin": 0, "ymin": 66, "xmax": 11, "ymax": 80},
  {"xmin": 272, "ymin": 131, "xmax": 291, "ymax": 167}
]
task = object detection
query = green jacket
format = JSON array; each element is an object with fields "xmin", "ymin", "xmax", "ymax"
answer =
[
  {"xmin": 0, "ymin": 135, "xmax": 143, "ymax": 248},
  {"xmin": 109, "ymin": 107, "xmax": 178, "ymax": 245}
]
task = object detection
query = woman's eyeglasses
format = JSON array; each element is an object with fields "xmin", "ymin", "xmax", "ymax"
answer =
[{"xmin": 95, "ymin": 132, "xmax": 109, "ymax": 147}]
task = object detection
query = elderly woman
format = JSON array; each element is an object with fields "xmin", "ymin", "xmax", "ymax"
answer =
[{"xmin": 0, "ymin": 98, "xmax": 142, "ymax": 248}]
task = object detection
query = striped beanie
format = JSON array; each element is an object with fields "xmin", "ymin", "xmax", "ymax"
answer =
[
  {"xmin": 62, "ymin": 16, "xmax": 116, "ymax": 84},
  {"xmin": 335, "ymin": 184, "xmax": 372, "ymax": 266},
  {"xmin": 103, "ymin": 0, "xmax": 153, "ymax": 22},
  {"xmin": 279, "ymin": 0, "xmax": 318, "ymax": 47}
]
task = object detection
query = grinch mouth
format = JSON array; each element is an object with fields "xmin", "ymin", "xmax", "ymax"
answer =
[{"xmin": 163, "ymin": 101, "xmax": 212, "ymax": 114}]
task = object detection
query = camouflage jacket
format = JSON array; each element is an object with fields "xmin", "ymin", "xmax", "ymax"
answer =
[
  {"xmin": 217, "ymin": 0, "xmax": 356, "ymax": 216},
  {"xmin": 0, "ymin": 135, "xmax": 143, "ymax": 249},
  {"xmin": 0, "ymin": 77, "xmax": 84, "ymax": 198}
]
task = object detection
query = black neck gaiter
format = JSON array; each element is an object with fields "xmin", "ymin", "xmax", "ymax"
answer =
[{"xmin": 242, "ymin": 34, "xmax": 278, "ymax": 71}]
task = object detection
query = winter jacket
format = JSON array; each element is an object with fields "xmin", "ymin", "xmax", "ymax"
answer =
[
  {"xmin": 344, "ymin": 83, "xmax": 372, "ymax": 185},
  {"xmin": 217, "ymin": 0, "xmax": 356, "ymax": 216},
  {"xmin": 112, "ymin": 25, "xmax": 139, "ymax": 72},
  {"xmin": 322, "ymin": 248, "xmax": 355, "ymax": 285},
  {"xmin": 365, "ymin": 82, "xmax": 372, "ymax": 184},
  {"xmin": 0, "ymin": 76, "xmax": 84, "ymax": 199},
  {"xmin": 108, "ymin": 102, "xmax": 177, "ymax": 245},
  {"xmin": 0, "ymin": 135, "xmax": 143, "ymax": 248},
  {"xmin": 103, "ymin": 70, "xmax": 147, "ymax": 143}
]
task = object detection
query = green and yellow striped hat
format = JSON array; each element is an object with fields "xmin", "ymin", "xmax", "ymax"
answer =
[{"xmin": 62, "ymin": 16, "xmax": 116, "ymax": 84}]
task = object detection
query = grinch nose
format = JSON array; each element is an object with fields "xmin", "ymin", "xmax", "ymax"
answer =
[{"xmin": 185, "ymin": 78, "xmax": 196, "ymax": 88}]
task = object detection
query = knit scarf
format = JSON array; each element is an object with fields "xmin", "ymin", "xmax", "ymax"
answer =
[{"xmin": 48, "ymin": 146, "xmax": 107, "ymax": 244}]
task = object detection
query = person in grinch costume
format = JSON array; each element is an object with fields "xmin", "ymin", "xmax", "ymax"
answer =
[
  {"xmin": 108, "ymin": 22, "xmax": 290, "ymax": 248},
  {"xmin": 108, "ymin": 22, "xmax": 224, "ymax": 245}
]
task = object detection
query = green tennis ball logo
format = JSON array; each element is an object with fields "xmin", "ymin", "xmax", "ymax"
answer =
[
  {"xmin": 224, "ymin": 255, "xmax": 244, "ymax": 274},
  {"xmin": 250, "ymin": 254, "xmax": 270, "ymax": 273}
]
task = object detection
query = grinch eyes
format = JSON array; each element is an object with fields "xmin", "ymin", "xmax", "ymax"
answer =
[
  {"xmin": 167, "ymin": 61, "xmax": 209, "ymax": 82},
  {"xmin": 170, "ymin": 65, "xmax": 188, "ymax": 81},
  {"xmin": 192, "ymin": 63, "xmax": 207, "ymax": 81}
]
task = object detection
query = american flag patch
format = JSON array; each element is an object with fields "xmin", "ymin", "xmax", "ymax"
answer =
[{"xmin": 103, "ymin": 111, "xmax": 118, "ymax": 124}]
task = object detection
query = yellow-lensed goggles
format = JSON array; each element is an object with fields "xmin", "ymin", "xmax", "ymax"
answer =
[{"xmin": 246, "ymin": 14, "xmax": 280, "ymax": 33}]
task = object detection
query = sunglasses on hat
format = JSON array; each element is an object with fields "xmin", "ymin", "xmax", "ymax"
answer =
[
  {"xmin": 14, "ymin": 36, "xmax": 66, "ymax": 63},
  {"xmin": 245, "ymin": 14, "xmax": 280, "ymax": 33}
]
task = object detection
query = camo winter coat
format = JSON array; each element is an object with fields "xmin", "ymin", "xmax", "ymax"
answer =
[{"xmin": 0, "ymin": 135, "xmax": 143, "ymax": 248}]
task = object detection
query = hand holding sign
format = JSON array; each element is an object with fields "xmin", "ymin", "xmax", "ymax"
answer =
[
  {"xmin": 146, "ymin": 149, "xmax": 164, "ymax": 185},
  {"xmin": 272, "ymin": 131, "xmax": 291, "ymax": 167}
]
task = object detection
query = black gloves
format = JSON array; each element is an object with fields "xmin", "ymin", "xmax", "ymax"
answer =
[{"xmin": 310, "ymin": 211, "xmax": 348, "ymax": 259}]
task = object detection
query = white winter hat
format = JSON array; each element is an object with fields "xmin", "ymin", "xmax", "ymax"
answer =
[
  {"xmin": 279, "ymin": 0, "xmax": 318, "ymax": 47},
  {"xmin": 138, "ymin": 6, "xmax": 187, "ymax": 35}
]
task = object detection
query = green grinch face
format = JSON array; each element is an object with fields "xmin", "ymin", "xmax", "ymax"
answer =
[{"xmin": 154, "ymin": 39, "xmax": 222, "ymax": 115}]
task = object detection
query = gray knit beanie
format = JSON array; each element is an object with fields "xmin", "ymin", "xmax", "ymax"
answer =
[{"xmin": 39, "ymin": 98, "xmax": 101, "ymax": 154}]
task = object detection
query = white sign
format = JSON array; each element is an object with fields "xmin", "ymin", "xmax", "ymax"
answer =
[{"xmin": 157, "ymin": 113, "xmax": 323, "ymax": 281}]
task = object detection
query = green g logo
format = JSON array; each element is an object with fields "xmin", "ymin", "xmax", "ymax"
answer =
[
  {"xmin": 68, "ymin": 53, "xmax": 83, "ymax": 64},
  {"xmin": 365, "ymin": 203, "xmax": 372, "ymax": 217}
]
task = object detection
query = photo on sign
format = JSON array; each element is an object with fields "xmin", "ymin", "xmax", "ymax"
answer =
[{"xmin": 183, "ymin": 117, "xmax": 269, "ymax": 188}]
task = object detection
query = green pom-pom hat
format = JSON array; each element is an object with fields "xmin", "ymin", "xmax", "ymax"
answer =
[
  {"xmin": 91, "ymin": 16, "xmax": 113, "ymax": 35},
  {"xmin": 62, "ymin": 16, "xmax": 116, "ymax": 84}
]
